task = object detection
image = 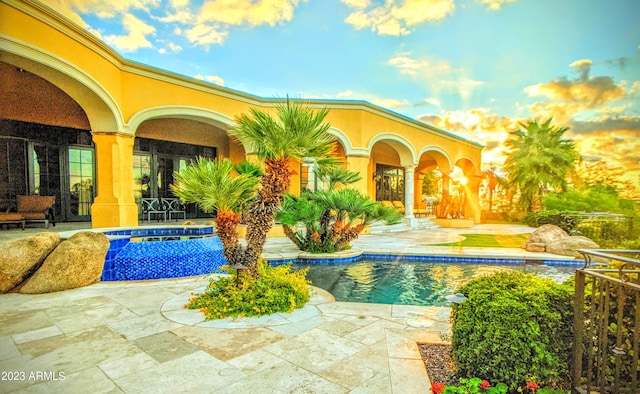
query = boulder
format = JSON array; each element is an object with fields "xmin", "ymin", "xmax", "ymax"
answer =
[
  {"xmin": 546, "ymin": 236, "xmax": 600, "ymax": 259},
  {"xmin": 0, "ymin": 232, "xmax": 61, "ymax": 293},
  {"xmin": 19, "ymin": 232, "xmax": 110, "ymax": 294},
  {"xmin": 525, "ymin": 242, "xmax": 546, "ymax": 253},
  {"xmin": 525, "ymin": 224, "xmax": 569, "ymax": 247}
]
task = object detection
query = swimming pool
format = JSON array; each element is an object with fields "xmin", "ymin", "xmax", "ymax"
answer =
[{"xmin": 293, "ymin": 260, "xmax": 578, "ymax": 307}]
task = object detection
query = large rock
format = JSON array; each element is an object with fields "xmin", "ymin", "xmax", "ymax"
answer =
[
  {"xmin": 0, "ymin": 232, "xmax": 61, "ymax": 293},
  {"xmin": 19, "ymin": 232, "xmax": 109, "ymax": 294},
  {"xmin": 546, "ymin": 236, "xmax": 600, "ymax": 259},
  {"xmin": 526, "ymin": 224, "xmax": 569, "ymax": 246},
  {"xmin": 525, "ymin": 242, "xmax": 546, "ymax": 253}
]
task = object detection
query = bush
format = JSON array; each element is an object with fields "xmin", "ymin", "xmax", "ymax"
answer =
[
  {"xmin": 186, "ymin": 261, "xmax": 310, "ymax": 319},
  {"xmin": 541, "ymin": 185, "xmax": 622, "ymax": 213},
  {"xmin": 575, "ymin": 217, "xmax": 636, "ymax": 248},
  {"xmin": 523, "ymin": 210, "xmax": 578, "ymax": 234},
  {"xmin": 450, "ymin": 271, "xmax": 574, "ymax": 391}
]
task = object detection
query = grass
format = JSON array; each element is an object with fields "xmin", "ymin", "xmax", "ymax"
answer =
[{"xmin": 429, "ymin": 233, "xmax": 529, "ymax": 248}]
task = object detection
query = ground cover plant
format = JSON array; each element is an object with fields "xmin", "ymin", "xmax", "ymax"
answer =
[
  {"xmin": 428, "ymin": 234, "xmax": 529, "ymax": 248},
  {"xmin": 448, "ymin": 271, "xmax": 574, "ymax": 392},
  {"xmin": 185, "ymin": 261, "xmax": 310, "ymax": 319}
]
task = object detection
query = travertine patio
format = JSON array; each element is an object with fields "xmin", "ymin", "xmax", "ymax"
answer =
[{"xmin": 0, "ymin": 223, "xmax": 574, "ymax": 393}]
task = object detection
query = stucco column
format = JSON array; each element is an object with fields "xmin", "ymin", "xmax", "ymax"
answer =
[
  {"xmin": 91, "ymin": 132, "xmax": 138, "ymax": 228},
  {"xmin": 404, "ymin": 165, "xmax": 416, "ymax": 218},
  {"xmin": 345, "ymin": 155, "xmax": 370, "ymax": 196}
]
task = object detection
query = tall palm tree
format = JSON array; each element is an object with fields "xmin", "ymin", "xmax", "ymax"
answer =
[
  {"xmin": 482, "ymin": 167, "xmax": 508, "ymax": 211},
  {"xmin": 229, "ymin": 100, "xmax": 337, "ymax": 272},
  {"xmin": 171, "ymin": 157, "xmax": 259, "ymax": 266},
  {"xmin": 503, "ymin": 118, "xmax": 579, "ymax": 211}
]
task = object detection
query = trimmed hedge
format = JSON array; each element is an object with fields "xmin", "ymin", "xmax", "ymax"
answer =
[
  {"xmin": 523, "ymin": 210, "xmax": 578, "ymax": 234},
  {"xmin": 450, "ymin": 271, "xmax": 574, "ymax": 391}
]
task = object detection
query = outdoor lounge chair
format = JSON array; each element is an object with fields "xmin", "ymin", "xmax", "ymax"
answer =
[
  {"xmin": 16, "ymin": 195, "xmax": 56, "ymax": 228},
  {"xmin": 0, "ymin": 212, "xmax": 25, "ymax": 230}
]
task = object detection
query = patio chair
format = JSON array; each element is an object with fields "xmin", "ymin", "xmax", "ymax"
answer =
[
  {"xmin": 17, "ymin": 195, "xmax": 56, "ymax": 228},
  {"xmin": 140, "ymin": 197, "xmax": 168, "ymax": 222},
  {"xmin": 0, "ymin": 212, "xmax": 25, "ymax": 230}
]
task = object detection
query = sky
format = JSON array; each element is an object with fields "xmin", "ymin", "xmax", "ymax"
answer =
[{"xmin": 41, "ymin": 0, "xmax": 640, "ymax": 197}]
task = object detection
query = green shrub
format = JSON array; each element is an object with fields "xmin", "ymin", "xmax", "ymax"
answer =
[
  {"xmin": 450, "ymin": 271, "xmax": 574, "ymax": 391},
  {"xmin": 523, "ymin": 210, "xmax": 578, "ymax": 234},
  {"xmin": 620, "ymin": 237, "xmax": 640, "ymax": 250},
  {"xmin": 541, "ymin": 185, "xmax": 622, "ymax": 213},
  {"xmin": 574, "ymin": 217, "xmax": 636, "ymax": 248},
  {"xmin": 186, "ymin": 261, "xmax": 310, "ymax": 319}
]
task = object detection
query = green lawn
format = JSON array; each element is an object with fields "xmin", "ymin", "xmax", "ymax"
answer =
[{"xmin": 430, "ymin": 233, "xmax": 529, "ymax": 248}]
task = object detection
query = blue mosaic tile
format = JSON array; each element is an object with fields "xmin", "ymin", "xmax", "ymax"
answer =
[
  {"xmin": 105, "ymin": 236, "xmax": 225, "ymax": 281},
  {"xmin": 543, "ymin": 260, "xmax": 583, "ymax": 266}
]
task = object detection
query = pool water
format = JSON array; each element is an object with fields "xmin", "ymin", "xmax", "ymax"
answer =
[{"xmin": 293, "ymin": 260, "xmax": 578, "ymax": 307}]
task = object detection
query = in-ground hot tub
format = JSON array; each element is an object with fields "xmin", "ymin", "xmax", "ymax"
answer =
[{"xmin": 61, "ymin": 225, "xmax": 226, "ymax": 281}]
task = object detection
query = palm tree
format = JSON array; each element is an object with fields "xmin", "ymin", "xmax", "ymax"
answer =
[
  {"xmin": 170, "ymin": 157, "xmax": 259, "ymax": 266},
  {"xmin": 314, "ymin": 166, "xmax": 362, "ymax": 190},
  {"xmin": 482, "ymin": 167, "xmax": 508, "ymax": 211},
  {"xmin": 277, "ymin": 189, "xmax": 403, "ymax": 253},
  {"xmin": 504, "ymin": 119, "xmax": 579, "ymax": 211},
  {"xmin": 229, "ymin": 100, "xmax": 337, "ymax": 272}
]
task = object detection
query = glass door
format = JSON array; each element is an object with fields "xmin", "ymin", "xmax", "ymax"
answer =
[
  {"xmin": 66, "ymin": 147, "xmax": 94, "ymax": 221},
  {"xmin": 375, "ymin": 164, "xmax": 404, "ymax": 202},
  {"xmin": 30, "ymin": 143, "xmax": 62, "ymax": 220}
]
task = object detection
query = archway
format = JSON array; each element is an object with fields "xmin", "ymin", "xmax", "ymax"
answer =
[{"xmin": 368, "ymin": 134, "xmax": 417, "ymax": 217}]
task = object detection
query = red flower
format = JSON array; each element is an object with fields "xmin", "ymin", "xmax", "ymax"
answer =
[
  {"xmin": 480, "ymin": 380, "xmax": 491, "ymax": 390},
  {"xmin": 526, "ymin": 381, "xmax": 540, "ymax": 392},
  {"xmin": 431, "ymin": 382, "xmax": 446, "ymax": 394}
]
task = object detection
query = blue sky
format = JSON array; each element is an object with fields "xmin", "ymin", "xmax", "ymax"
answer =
[{"xmin": 42, "ymin": 0, "xmax": 640, "ymax": 195}]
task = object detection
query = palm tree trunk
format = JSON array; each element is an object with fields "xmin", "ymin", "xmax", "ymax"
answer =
[
  {"xmin": 244, "ymin": 158, "xmax": 292, "ymax": 272},
  {"xmin": 214, "ymin": 209, "xmax": 242, "ymax": 265}
]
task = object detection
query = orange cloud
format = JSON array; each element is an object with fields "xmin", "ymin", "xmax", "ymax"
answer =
[
  {"xmin": 417, "ymin": 108, "xmax": 522, "ymax": 166},
  {"xmin": 524, "ymin": 59, "xmax": 626, "ymax": 121}
]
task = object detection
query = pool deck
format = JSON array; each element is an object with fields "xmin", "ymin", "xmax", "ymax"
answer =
[{"xmin": 0, "ymin": 222, "xmax": 578, "ymax": 393}]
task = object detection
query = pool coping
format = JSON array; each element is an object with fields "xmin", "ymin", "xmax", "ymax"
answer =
[{"xmin": 264, "ymin": 248, "xmax": 582, "ymax": 266}]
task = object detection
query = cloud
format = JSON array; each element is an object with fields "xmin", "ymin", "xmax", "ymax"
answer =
[
  {"xmin": 424, "ymin": 98, "xmax": 441, "ymax": 107},
  {"xmin": 570, "ymin": 116, "xmax": 640, "ymax": 135},
  {"xmin": 42, "ymin": 0, "xmax": 160, "ymax": 19},
  {"xmin": 300, "ymin": 90, "xmax": 410, "ymax": 109},
  {"xmin": 155, "ymin": 9, "xmax": 194, "ymax": 24},
  {"xmin": 335, "ymin": 90, "xmax": 410, "ymax": 109},
  {"xmin": 524, "ymin": 58, "xmax": 627, "ymax": 122},
  {"xmin": 477, "ymin": 0, "xmax": 516, "ymax": 11},
  {"xmin": 194, "ymin": 74, "xmax": 225, "ymax": 86},
  {"xmin": 198, "ymin": 0, "xmax": 300, "ymax": 27},
  {"xmin": 605, "ymin": 57, "xmax": 629, "ymax": 69},
  {"xmin": 341, "ymin": 0, "xmax": 455, "ymax": 36},
  {"xmin": 417, "ymin": 108, "xmax": 523, "ymax": 165},
  {"xmin": 185, "ymin": 24, "xmax": 228, "ymax": 48},
  {"xmin": 168, "ymin": 42, "xmax": 183, "ymax": 52},
  {"xmin": 104, "ymin": 13, "xmax": 156, "ymax": 52},
  {"xmin": 387, "ymin": 53, "xmax": 483, "ymax": 102}
]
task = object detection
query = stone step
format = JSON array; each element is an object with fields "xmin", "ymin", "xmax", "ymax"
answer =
[{"xmin": 369, "ymin": 218, "xmax": 440, "ymax": 234}]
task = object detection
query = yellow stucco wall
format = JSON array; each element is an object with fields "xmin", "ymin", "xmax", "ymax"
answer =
[{"xmin": 0, "ymin": 0, "xmax": 484, "ymax": 227}]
